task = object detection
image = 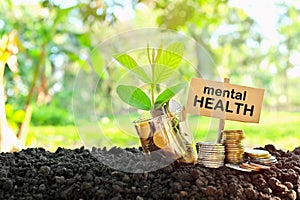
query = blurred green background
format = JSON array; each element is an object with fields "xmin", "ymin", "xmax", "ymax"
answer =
[{"xmin": 1, "ymin": 0, "xmax": 300, "ymax": 151}]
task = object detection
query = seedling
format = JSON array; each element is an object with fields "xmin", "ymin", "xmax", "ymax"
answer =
[
  {"xmin": 114, "ymin": 42, "xmax": 186, "ymax": 114},
  {"xmin": 114, "ymin": 42, "xmax": 197, "ymax": 164}
]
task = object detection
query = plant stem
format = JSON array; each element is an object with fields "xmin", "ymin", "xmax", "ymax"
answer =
[
  {"xmin": 151, "ymin": 63, "xmax": 155, "ymax": 107},
  {"xmin": 150, "ymin": 48, "xmax": 156, "ymax": 109},
  {"xmin": 150, "ymin": 48, "xmax": 156, "ymax": 108}
]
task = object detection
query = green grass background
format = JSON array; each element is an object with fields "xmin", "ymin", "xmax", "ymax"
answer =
[{"xmin": 27, "ymin": 111, "xmax": 300, "ymax": 152}]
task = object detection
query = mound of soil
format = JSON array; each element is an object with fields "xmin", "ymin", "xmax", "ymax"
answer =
[{"xmin": 0, "ymin": 144, "xmax": 300, "ymax": 200}]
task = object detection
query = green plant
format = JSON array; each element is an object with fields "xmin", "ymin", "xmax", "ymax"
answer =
[{"xmin": 114, "ymin": 42, "xmax": 186, "ymax": 112}]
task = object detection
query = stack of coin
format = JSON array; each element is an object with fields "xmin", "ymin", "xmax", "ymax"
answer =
[
  {"xmin": 196, "ymin": 142, "xmax": 225, "ymax": 168},
  {"xmin": 245, "ymin": 149, "xmax": 278, "ymax": 165},
  {"xmin": 223, "ymin": 130, "xmax": 245, "ymax": 164}
]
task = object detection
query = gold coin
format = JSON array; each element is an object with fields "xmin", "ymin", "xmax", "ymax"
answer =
[
  {"xmin": 134, "ymin": 120, "xmax": 151, "ymax": 138},
  {"xmin": 153, "ymin": 131, "xmax": 169, "ymax": 149},
  {"xmin": 226, "ymin": 164, "xmax": 252, "ymax": 172},
  {"xmin": 222, "ymin": 130, "xmax": 244, "ymax": 133},
  {"xmin": 245, "ymin": 149, "xmax": 269, "ymax": 155}
]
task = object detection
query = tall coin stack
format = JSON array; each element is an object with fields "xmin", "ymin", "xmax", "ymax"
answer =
[
  {"xmin": 223, "ymin": 130, "xmax": 245, "ymax": 164},
  {"xmin": 196, "ymin": 142, "xmax": 225, "ymax": 168}
]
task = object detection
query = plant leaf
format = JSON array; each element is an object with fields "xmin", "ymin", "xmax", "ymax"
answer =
[
  {"xmin": 167, "ymin": 42, "xmax": 184, "ymax": 55},
  {"xmin": 152, "ymin": 48, "xmax": 155, "ymax": 64},
  {"xmin": 147, "ymin": 43, "xmax": 151, "ymax": 64},
  {"xmin": 116, "ymin": 85, "xmax": 151, "ymax": 111},
  {"xmin": 154, "ymin": 42, "xmax": 183, "ymax": 83},
  {"xmin": 154, "ymin": 43, "xmax": 164, "ymax": 63},
  {"xmin": 114, "ymin": 54, "xmax": 151, "ymax": 83},
  {"xmin": 154, "ymin": 82, "xmax": 186, "ymax": 108},
  {"xmin": 153, "ymin": 64, "xmax": 175, "ymax": 84},
  {"xmin": 157, "ymin": 42, "xmax": 183, "ymax": 68}
]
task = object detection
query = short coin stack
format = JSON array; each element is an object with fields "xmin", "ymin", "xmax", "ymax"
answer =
[
  {"xmin": 245, "ymin": 149, "xmax": 278, "ymax": 165},
  {"xmin": 196, "ymin": 142, "xmax": 225, "ymax": 168},
  {"xmin": 223, "ymin": 130, "xmax": 245, "ymax": 164}
]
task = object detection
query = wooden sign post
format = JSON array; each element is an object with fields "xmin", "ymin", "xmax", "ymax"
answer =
[
  {"xmin": 186, "ymin": 77, "xmax": 265, "ymax": 142},
  {"xmin": 217, "ymin": 78, "xmax": 230, "ymax": 143}
]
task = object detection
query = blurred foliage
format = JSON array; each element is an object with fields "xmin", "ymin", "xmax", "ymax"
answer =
[
  {"xmin": 0, "ymin": 30, "xmax": 22, "ymax": 72},
  {"xmin": 26, "ymin": 111, "xmax": 300, "ymax": 151},
  {"xmin": 31, "ymin": 104, "xmax": 73, "ymax": 126},
  {"xmin": 0, "ymin": 0, "xmax": 300, "ymax": 129},
  {"xmin": 154, "ymin": 0, "xmax": 300, "ymax": 110},
  {"xmin": 5, "ymin": 104, "xmax": 25, "ymax": 130},
  {"xmin": 1, "ymin": 0, "xmax": 122, "ymax": 126}
]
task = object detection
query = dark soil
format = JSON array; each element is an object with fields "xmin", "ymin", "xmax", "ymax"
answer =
[{"xmin": 0, "ymin": 144, "xmax": 300, "ymax": 200}]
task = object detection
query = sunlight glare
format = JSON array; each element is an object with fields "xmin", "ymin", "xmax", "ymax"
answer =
[{"xmin": 230, "ymin": 0, "xmax": 279, "ymax": 44}]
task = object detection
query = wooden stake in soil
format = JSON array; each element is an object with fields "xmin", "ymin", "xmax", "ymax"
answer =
[{"xmin": 217, "ymin": 78, "xmax": 230, "ymax": 143}]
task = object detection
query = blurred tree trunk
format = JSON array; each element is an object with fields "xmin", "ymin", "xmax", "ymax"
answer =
[
  {"xmin": 17, "ymin": 44, "xmax": 46, "ymax": 142},
  {"xmin": 0, "ymin": 62, "xmax": 24, "ymax": 152},
  {"xmin": 17, "ymin": 104, "xmax": 33, "ymax": 144}
]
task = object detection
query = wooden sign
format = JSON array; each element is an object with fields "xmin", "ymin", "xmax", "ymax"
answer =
[{"xmin": 186, "ymin": 78, "xmax": 264, "ymax": 123}]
